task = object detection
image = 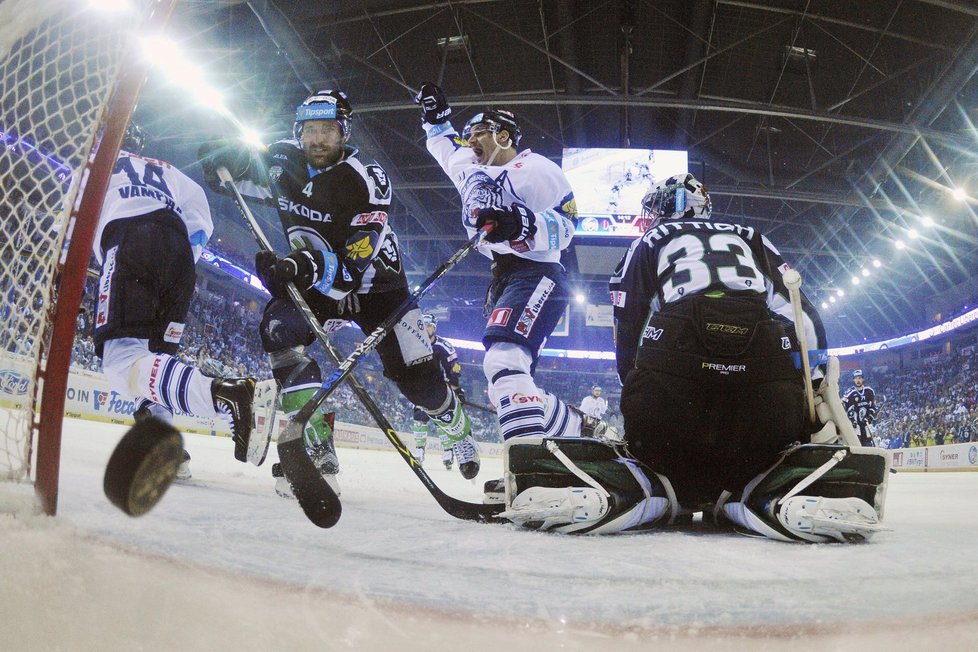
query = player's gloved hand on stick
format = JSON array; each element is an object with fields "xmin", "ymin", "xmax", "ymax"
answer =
[
  {"xmin": 475, "ymin": 203, "xmax": 536, "ymax": 244},
  {"xmin": 268, "ymin": 247, "xmax": 331, "ymax": 296},
  {"xmin": 196, "ymin": 140, "xmax": 252, "ymax": 191},
  {"xmin": 255, "ymin": 250, "xmax": 285, "ymax": 298},
  {"xmin": 415, "ymin": 82, "xmax": 452, "ymax": 125}
]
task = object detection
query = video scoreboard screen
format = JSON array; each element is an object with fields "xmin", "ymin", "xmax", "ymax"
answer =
[{"xmin": 562, "ymin": 147, "xmax": 688, "ymax": 238}]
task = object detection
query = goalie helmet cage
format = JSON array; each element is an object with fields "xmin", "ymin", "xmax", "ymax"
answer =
[{"xmin": 0, "ymin": 0, "xmax": 177, "ymax": 515}]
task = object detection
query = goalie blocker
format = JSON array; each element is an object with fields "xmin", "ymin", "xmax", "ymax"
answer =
[{"xmin": 499, "ymin": 436, "xmax": 889, "ymax": 543}]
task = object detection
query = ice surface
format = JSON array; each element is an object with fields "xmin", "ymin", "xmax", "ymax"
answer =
[{"xmin": 2, "ymin": 418, "xmax": 977, "ymax": 651}]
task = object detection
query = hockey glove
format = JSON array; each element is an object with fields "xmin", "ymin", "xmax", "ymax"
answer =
[
  {"xmin": 197, "ymin": 140, "xmax": 252, "ymax": 192},
  {"xmin": 475, "ymin": 203, "xmax": 537, "ymax": 244},
  {"xmin": 415, "ymin": 82, "xmax": 452, "ymax": 125},
  {"xmin": 455, "ymin": 387, "xmax": 466, "ymax": 403},
  {"xmin": 271, "ymin": 248, "xmax": 336, "ymax": 296},
  {"xmin": 255, "ymin": 251, "xmax": 284, "ymax": 298}
]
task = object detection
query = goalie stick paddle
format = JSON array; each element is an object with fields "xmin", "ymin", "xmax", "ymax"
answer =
[{"xmin": 217, "ymin": 167, "xmax": 501, "ymax": 524}]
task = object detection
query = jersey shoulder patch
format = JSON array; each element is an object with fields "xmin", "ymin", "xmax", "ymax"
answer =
[{"xmin": 364, "ymin": 163, "xmax": 391, "ymax": 204}]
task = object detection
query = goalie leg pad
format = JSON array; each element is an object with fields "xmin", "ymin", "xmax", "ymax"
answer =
[
  {"xmin": 501, "ymin": 436, "xmax": 675, "ymax": 534},
  {"xmin": 722, "ymin": 443, "xmax": 891, "ymax": 543}
]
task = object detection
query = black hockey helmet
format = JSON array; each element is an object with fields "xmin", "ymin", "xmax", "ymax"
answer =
[
  {"xmin": 462, "ymin": 109, "xmax": 521, "ymax": 147},
  {"xmin": 641, "ymin": 172, "xmax": 712, "ymax": 228},
  {"xmin": 122, "ymin": 122, "xmax": 147, "ymax": 153},
  {"xmin": 293, "ymin": 89, "xmax": 353, "ymax": 142}
]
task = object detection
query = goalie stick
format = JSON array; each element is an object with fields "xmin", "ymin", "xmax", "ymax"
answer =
[
  {"xmin": 783, "ymin": 269, "xmax": 817, "ymax": 424},
  {"xmin": 217, "ymin": 167, "xmax": 502, "ymax": 525}
]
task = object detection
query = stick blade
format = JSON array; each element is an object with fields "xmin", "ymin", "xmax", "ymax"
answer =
[{"xmin": 277, "ymin": 432, "xmax": 342, "ymax": 528}]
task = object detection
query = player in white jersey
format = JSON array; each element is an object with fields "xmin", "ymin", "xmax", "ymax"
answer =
[
  {"xmin": 579, "ymin": 385, "xmax": 607, "ymax": 419},
  {"xmin": 416, "ymin": 82, "xmax": 590, "ymax": 502},
  {"xmin": 93, "ymin": 124, "xmax": 257, "ymax": 480}
]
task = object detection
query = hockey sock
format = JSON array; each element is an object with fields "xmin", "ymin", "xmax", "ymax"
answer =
[
  {"xmin": 281, "ymin": 384, "xmax": 333, "ymax": 448},
  {"xmin": 413, "ymin": 421, "xmax": 429, "ymax": 449},
  {"xmin": 542, "ymin": 392, "xmax": 583, "ymax": 438},
  {"xmin": 491, "ymin": 372, "xmax": 546, "ymax": 440},
  {"xmin": 131, "ymin": 353, "xmax": 218, "ymax": 419},
  {"xmin": 134, "ymin": 397, "xmax": 175, "ymax": 424},
  {"xmin": 427, "ymin": 391, "xmax": 471, "ymax": 444}
]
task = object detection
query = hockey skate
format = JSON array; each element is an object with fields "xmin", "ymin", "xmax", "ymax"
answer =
[
  {"xmin": 483, "ymin": 477, "xmax": 505, "ymax": 504},
  {"xmin": 777, "ymin": 496, "xmax": 889, "ymax": 543},
  {"xmin": 442, "ymin": 448, "xmax": 453, "ymax": 470},
  {"xmin": 451, "ymin": 434, "xmax": 480, "ymax": 480},
  {"xmin": 211, "ymin": 377, "xmax": 257, "ymax": 463},
  {"xmin": 175, "ymin": 450, "xmax": 192, "ymax": 482},
  {"xmin": 413, "ymin": 446, "xmax": 426, "ymax": 466}
]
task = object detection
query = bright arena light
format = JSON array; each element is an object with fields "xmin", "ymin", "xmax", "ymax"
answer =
[
  {"xmin": 574, "ymin": 293, "xmax": 586, "ymax": 304},
  {"xmin": 852, "ymin": 276, "xmax": 861, "ymax": 285},
  {"xmin": 907, "ymin": 229, "xmax": 919, "ymax": 239},
  {"xmin": 829, "ymin": 296, "xmax": 836, "ymax": 303},
  {"xmin": 861, "ymin": 268, "xmax": 870, "ymax": 277},
  {"xmin": 240, "ymin": 128, "xmax": 265, "ymax": 149},
  {"xmin": 952, "ymin": 186, "xmax": 967, "ymax": 201},
  {"xmin": 895, "ymin": 239, "xmax": 906, "ymax": 249},
  {"xmin": 837, "ymin": 289, "xmax": 845, "ymax": 297},
  {"xmin": 821, "ymin": 301, "xmax": 829, "ymax": 309},
  {"xmin": 922, "ymin": 215, "xmax": 934, "ymax": 227},
  {"xmin": 872, "ymin": 259, "xmax": 882, "ymax": 268},
  {"xmin": 88, "ymin": 0, "xmax": 130, "ymax": 10}
]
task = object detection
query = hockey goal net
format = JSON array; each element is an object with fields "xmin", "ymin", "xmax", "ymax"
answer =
[{"xmin": 0, "ymin": 0, "xmax": 170, "ymax": 513}]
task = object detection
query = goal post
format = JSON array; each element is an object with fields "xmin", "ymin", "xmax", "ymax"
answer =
[{"xmin": 0, "ymin": 0, "xmax": 176, "ymax": 514}]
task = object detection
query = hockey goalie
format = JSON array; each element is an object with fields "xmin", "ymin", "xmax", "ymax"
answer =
[{"xmin": 497, "ymin": 174, "xmax": 890, "ymax": 543}]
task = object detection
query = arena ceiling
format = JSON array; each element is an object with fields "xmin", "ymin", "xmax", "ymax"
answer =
[{"xmin": 142, "ymin": 0, "xmax": 978, "ymax": 347}]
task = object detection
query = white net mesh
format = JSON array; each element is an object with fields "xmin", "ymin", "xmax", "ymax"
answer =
[{"xmin": 0, "ymin": 0, "xmax": 153, "ymax": 481}]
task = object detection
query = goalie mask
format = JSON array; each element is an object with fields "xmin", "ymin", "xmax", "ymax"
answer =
[
  {"xmin": 293, "ymin": 89, "xmax": 353, "ymax": 142},
  {"xmin": 462, "ymin": 109, "xmax": 521, "ymax": 147},
  {"xmin": 641, "ymin": 173, "xmax": 712, "ymax": 227}
]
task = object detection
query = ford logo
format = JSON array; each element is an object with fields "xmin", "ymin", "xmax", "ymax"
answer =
[{"xmin": 0, "ymin": 370, "xmax": 31, "ymax": 396}]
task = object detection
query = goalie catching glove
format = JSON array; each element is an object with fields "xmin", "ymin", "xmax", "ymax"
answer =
[
  {"xmin": 475, "ymin": 203, "xmax": 536, "ymax": 244},
  {"xmin": 255, "ymin": 248, "xmax": 357, "ymax": 302}
]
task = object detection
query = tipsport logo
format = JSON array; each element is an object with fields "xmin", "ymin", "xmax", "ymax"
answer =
[{"xmin": 92, "ymin": 389, "xmax": 137, "ymax": 416}]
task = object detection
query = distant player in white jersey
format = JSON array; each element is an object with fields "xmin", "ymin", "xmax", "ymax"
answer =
[
  {"xmin": 579, "ymin": 385, "xmax": 607, "ymax": 419},
  {"xmin": 93, "ymin": 123, "xmax": 257, "ymax": 480},
  {"xmin": 416, "ymin": 83, "xmax": 592, "ymax": 500}
]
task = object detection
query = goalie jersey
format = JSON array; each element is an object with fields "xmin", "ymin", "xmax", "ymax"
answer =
[
  {"xmin": 95, "ymin": 151, "xmax": 213, "ymax": 264},
  {"xmin": 610, "ymin": 219, "xmax": 827, "ymax": 384},
  {"xmin": 423, "ymin": 122, "xmax": 577, "ymax": 265}
]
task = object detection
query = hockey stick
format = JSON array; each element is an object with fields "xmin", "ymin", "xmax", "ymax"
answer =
[
  {"xmin": 461, "ymin": 398, "xmax": 497, "ymax": 415},
  {"xmin": 782, "ymin": 269, "xmax": 817, "ymax": 424},
  {"xmin": 217, "ymin": 167, "xmax": 502, "ymax": 523},
  {"xmin": 318, "ymin": 336, "xmax": 503, "ymax": 522},
  {"xmin": 217, "ymin": 167, "xmax": 341, "ymax": 527}
]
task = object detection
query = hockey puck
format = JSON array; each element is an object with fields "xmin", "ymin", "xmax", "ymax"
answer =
[{"xmin": 103, "ymin": 417, "xmax": 184, "ymax": 517}]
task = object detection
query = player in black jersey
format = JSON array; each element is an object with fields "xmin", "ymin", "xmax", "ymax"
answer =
[
  {"xmin": 411, "ymin": 313, "xmax": 463, "ymax": 469},
  {"xmin": 199, "ymin": 90, "xmax": 480, "ymax": 488},
  {"xmin": 842, "ymin": 369, "xmax": 878, "ymax": 446}
]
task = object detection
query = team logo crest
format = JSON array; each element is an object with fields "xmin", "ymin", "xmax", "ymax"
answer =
[
  {"xmin": 269, "ymin": 165, "xmax": 283, "ymax": 182},
  {"xmin": 460, "ymin": 171, "xmax": 503, "ymax": 226},
  {"xmin": 346, "ymin": 232, "xmax": 375, "ymax": 260}
]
